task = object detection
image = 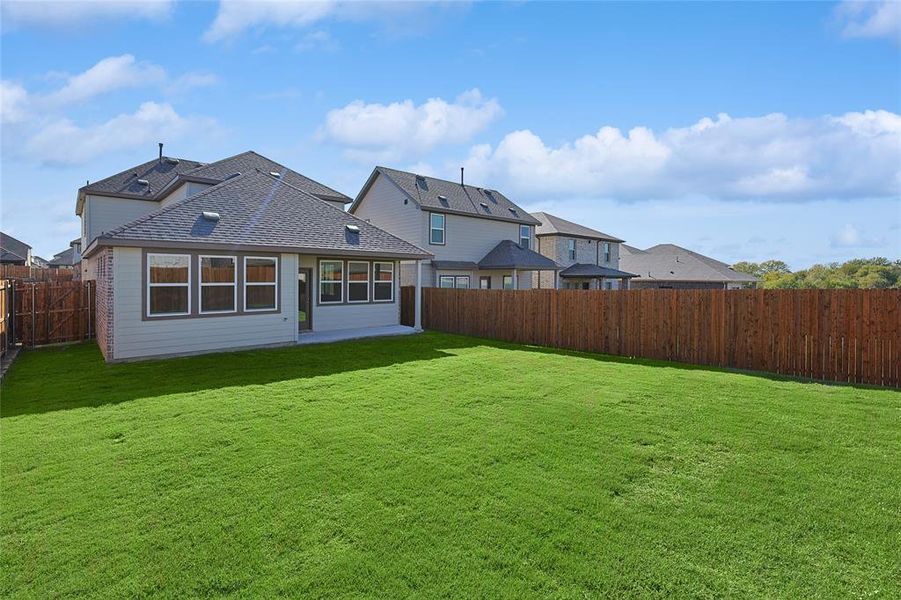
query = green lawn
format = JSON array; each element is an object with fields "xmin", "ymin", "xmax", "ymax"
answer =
[{"xmin": 2, "ymin": 333, "xmax": 899, "ymax": 598}]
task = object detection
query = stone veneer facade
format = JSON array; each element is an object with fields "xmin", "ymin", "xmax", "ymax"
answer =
[{"xmin": 94, "ymin": 248, "xmax": 114, "ymax": 360}]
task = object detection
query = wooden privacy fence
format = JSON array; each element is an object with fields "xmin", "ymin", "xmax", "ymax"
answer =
[
  {"xmin": 0, "ymin": 265, "xmax": 77, "ymax": 282},
  {"xmin": 404, "ymin": 287, "xmax": 901, "ymax": 388},
  {"xmin": 0, "ymin": 280, "xmax": 11, "ymax": 358},
  {"xmin": 7, "ymin": 280, "xmax": 95, "ymax": 348}
]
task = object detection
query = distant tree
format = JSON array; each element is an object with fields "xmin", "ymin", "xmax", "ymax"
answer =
[{"xmin": 732, "ymin": 258, "xmax": 900, "ymax": 289}]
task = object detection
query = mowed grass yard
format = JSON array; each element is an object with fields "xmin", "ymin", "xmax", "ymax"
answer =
[{"xmin": 1, "ymin": 333, "xmax": 899, "ymax": 598}]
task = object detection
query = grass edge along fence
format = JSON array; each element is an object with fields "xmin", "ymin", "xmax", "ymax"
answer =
[{"xmin": 402, "ymin": 287, "xmax": 900, "ymax": 388}]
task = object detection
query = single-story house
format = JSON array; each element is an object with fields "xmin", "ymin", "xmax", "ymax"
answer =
[
  {"xmin": 82, "ymin": 168, "xmax": 431, "ymax": 362},
  {"xmin": 620, "ymin": 244, "xmax": 759, "ymax": 289}
]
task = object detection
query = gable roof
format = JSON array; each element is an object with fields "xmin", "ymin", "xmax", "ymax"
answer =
[
  {"xmin": 354, "ymin": 167, "xmax": 540, "ymax": 226},
  {"xmin": 619, "ymin": 243, "xmax": 758, "ymax": 283},
  {"xmin": 0, "ymin": 231, "xmax": 32, "ymax": 258},
  {"xmin": 0, "ymin": 249, "xmax": 27, "ymax": 264},
  {"xmin": 85, "ymin": 169, "xmax": 430, "ymax": 260},
  {"xmin": 77, "ymin": 150, "xmax": 350, "ymax": 214},
  {"xmin": 477, "ymin": 240, "xmax": 559, "ymax": 270},
  {"xmin": 531, "ymin": 212, "xmax": 624, "ymax": 242},
  {"xmin": 48, "ymin": 246, "xmax": 80, "ymax": 267}
]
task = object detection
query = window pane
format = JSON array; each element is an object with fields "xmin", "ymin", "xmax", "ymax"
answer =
[
  {"xmin": 348, "ymin": 262, "xmax": 369, "ymax": 281},
  {"xmin": 246, "ymin": 258, "xmax": 276, "ymax": 283},
  {"xmin": 202, "ymin": 285, "xmax": 235, "ymax": 312},
  {"xmin": 201, "ymin": 257, "xmax": 235, "ymax": 283},
  {"xmin": 149, "ymin": 255, "xmax": 188, "ymax": 283},
  {"xmin": 320, "ymin": 282, "xmax": 342, "ymax": 303},
  {"xmin": 430, "ymin": 213, "xmax": 444, "ymax": 229},
  {"xmin": 374, "ymin": 281, "xmax": 392, "ymax": 301},
  {"xmin": 374, "ymin": 263, "xmax": 393, "ymax": 281},
  {"xmin": 320, "ymin": 261, "xmax": 343, "ymax": 282},
  {"xmin": 479, "ymin": 277, "xmax": 490, "ymax": 289},
  {"xmin": 439, "ymin": 276, "xmax": 454, "ymax": 288},
  {"xmin": 430, "ymin": 228, "xmax": 444, "ymax": 244},
  {"xmin": 348, "ymin": 281, "xmax": 368, "ymax": 302},
  {"xmin": 246, "ymin": 285, "xmax": 276, "ymax": 310},
  {"xmin": 455, "ymin": 276, "xmax": 470, "ymax": 289},
  {"xmin": 150, "ymin": 286, "xmax": 188, "ymax": 314},
  {"xmin": 503, "ymin": 276, "xmax": 513, "ymax": 290}
]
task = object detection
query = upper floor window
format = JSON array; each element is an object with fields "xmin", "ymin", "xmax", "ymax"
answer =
[
  {"xmin": 603, "ymin": 242, "xmax": 611, "ymax": 263},
  {"xmin": 245, "ymin": 257, "xmax": 278, "ymax": 311},
  {"xmin": 147, "ymin": 253, "xmax": 190, "ymax": 317},
  {"xmin": 430, "ymin": 213, "xmax": 446, "ymax": 245},
  {"xmin": 200, "ymin": 256, "xmax": 236, "ymax": 314},
  {"xmin": 567, "ymin": 239, "xmax": 576, "ymax": 261},
  {"xmin": 519, "ymin": 225, "xmax": 531, "ymax": 249}
]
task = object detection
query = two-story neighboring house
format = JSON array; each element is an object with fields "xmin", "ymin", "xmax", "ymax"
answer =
[
  {"xmin": 77, "ymin": 147, "xmax": 352, "ymax": 280},
  {"xmin": 0, "ymin": 232, "xmax": 34, "ymax": 266},
  {"xmin": 531, "ymin": 212, "xmax": 636, "ymax": 290},
  {"xmin": 350, "ymin": 167, "xmax": 558, "ymax": 290}
]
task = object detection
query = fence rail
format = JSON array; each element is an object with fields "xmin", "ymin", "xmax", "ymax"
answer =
[
  {"xmin": 403, "ymin": 287, "xmax": 900, "ymax": 388},
  {"xmin": 4, "ymin": 280, "xmax": 95, "ymax": 348}
]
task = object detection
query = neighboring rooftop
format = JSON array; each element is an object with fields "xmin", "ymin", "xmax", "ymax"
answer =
[
  {"xmin": 559, "ymin": 264, "xmax": 636, "ymax": 279},
  {"xmin": 355, "ymin": 167, "xmax": 540, "ymax": 226},
  {"xmin": 531, "ymin": 212, "xmax": 624, "ymax": 242},
  {"xmin": 1, "ymin": 232, "xmax": 32, "ymax": 259},
  {"xmin": 86, "ymin": 169, "xmax": 430, "ymax": 260},
  {"xmin": 78, "ymin": 150, "xmax": 351, "ymax": 214},
  {"xmin": 48, "ymin": 246, "xmax": 80, "ymax": 267},
  {"xmin": 619, "ymin": 243, "xmax": 758, "ymax": 283},
  {"xmin": 477, "ymin": 240, "xmax": 559, "ymax": 270}
]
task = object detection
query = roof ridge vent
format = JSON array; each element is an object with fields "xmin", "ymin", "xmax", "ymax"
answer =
[
  {"xmin": 202, "ymin": 211, "xmax": 220, "ymax": 222},
  {"xmin": 164, "ymin": 157, "xmax": 179, "ymax": 165}
]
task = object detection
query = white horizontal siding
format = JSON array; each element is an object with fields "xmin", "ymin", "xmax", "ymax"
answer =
[{"xmin": 112, "ymin": 248, "xmax": 297, "ymax": 360}]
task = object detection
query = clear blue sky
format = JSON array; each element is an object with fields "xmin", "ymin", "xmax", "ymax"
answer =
[{"xmin": 2, "ymin": 1, "xmax": 899, "ymax": 267}]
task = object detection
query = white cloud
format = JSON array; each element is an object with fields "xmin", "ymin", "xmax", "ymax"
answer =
[
  {"xmin": 321, "ymin": 89, "xmax": 503, "ymax": 160},
  {"xmin": 165, "ymin": 71, "xmax": 220, "ymax": 95},
  {"xmin": 830, "ymin": 224, "xmax": 887, "ymax": 248},
  {"xmin": 460, "ymin": 110, "xmax": 901, "ymax": 202},
  {"xmin": 203, "ymin": 0, "xmax": 456, "ymax": 42},
  {"xmin": 46, "ymin": 55, "xmax": 166, "ymax": 106},
  {"xmin": 0, "ymin": 81, "xmax": 29, "ymax": 123},
  {"xmin": 295, "ymin": 30, "xmax": 339, "ymax": 52},
  {"xmin": 22, "ymin": 102, "xmax": 217, "ymax": 166},
  {"xmin": 835, "ymin": 1, "xmax": 901, "ymax": 41},
  {"xmin": 1, "ymin": 0, "xmax": 173, "ymax": 29}
]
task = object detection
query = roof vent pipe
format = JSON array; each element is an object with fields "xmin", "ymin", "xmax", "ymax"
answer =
[
  {"xmin": 158, "ymin": 142, "xmax": 163, "ymax": 163},
  {"xmin": 460, "ymin": 167, "xmax": 464, "ymax": 186}
]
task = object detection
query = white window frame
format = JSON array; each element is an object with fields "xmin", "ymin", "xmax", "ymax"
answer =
[
  {"xmin": 146, "ymin": 253, "xmax": 191, "ymax": 318},
  {"xmin": 454, "ymin": 275, "xmax": 470, "ymax": 289},
  {"xmin": 319, "ymin": 259, "xmax": 344, "ymax": 304},
  {"xmin": 502, "ymin": 275, "xmax": 514, "ymax": 290},
  {"xmin": 199, "ymin": 255, "xmax": 237, "ymax": 315},
  {"xmin": 603, "ymin": 242, "xmax": 611, "ymax": 263},
  {"xmin": 519, "ymin": 225, "xmax": 531, "ymax": 249},
  {"xmin": 429, "ymin": 212, "xmax": 446, "ymax": 245},
  {"xmin": 568, "ymin": 239, "xmax": 576, "ymax": 261},
  {"xmin": 438, "ymin": 275, "xmax": 455, "ymax": 288},
  {"xmin": 244, "ymin": 256, "xmax": 278, "ymax": 312},
  {"xmin": 373, "ymin": 262, "xmax": 394, "ymax": 302},
  {"xmin": 347, "ymin": 260, "xmax": 370, "ymax": 303}
]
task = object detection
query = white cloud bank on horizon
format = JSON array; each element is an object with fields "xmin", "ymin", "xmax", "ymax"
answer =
[
  {"xmin": 457, "ymin": 110, "xmax": 901, "ymax": 203},
  {"xmin": 0, "ymin": 0, "xmax": 174, "ymax": 29},
  {"xmin": 321, "ymin": 89, "xmax": 503, "ymax": 161},
  {"xmin": 1, "ymin": 55, "xmax": 219, "ymax": 166},
  {"xmin": 834, "ymin": 0, "xmax": 901, "ymax": 41}
]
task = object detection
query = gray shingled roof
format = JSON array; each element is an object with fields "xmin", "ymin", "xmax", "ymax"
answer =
[
  {"xmin": 365, "ymin": 167, "xmax": 540, "ymax": 226},
  {"xmin": 80, "ymin": 156, "xmax": 205, "ymax": 200},
  {"xmin": 478, "ymin": 240, "xmax": 559, "ymax": 270},
  {"xmin": 531, "ymin": 212, "xmax": 624, "ymax": 242},
  {"xmin": 0, "ymin": 249, "xmax": 26, "ymax": 264},
  {"xmin": 432, "ymin": 260, "xmax": 480, "ymax": 270},
  {"xmin": 48, "ymin": 246, "xmax": 80, "ymax": 267},
  {"xmin": 186, "ymin": 151, "xmax": 350, "ymax": 203},
  {"xmin": 559, "ymin": 264, "xmax": 636, "ymax": 278},
  {"xmin": 89, "ymin": 170, "xmax": 430, "ymax": 259},
  {"xmin": 619, "ymin": 243, "xmax": 758, "ymax": 283},
  {"xmin": 1, "ymin": 231, "xmax": 32, "ymax": 258},
  {"xmin": 78, "ymin": 151, "xmax": 350, "ymax": 215}
]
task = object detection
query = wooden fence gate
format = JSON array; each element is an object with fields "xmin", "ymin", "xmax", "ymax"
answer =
[{"xmin": 6, "ymin": 280, "xmax": 95, "ymax": 348}]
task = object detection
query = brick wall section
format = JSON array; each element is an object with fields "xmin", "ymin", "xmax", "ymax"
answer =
[{"xmin": 94, "ymin": 248, "xmax": 114, "ymax": 360}]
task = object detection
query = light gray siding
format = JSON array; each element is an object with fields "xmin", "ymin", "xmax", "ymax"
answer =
[
  {"xmin": 112, "ymin": 248, "xmax": 298, "ymax": 360},
  {"xmin": 83, "ymin": 194, "xmax": 158, "ymax": 246},
  {"xmin": 353, "ymin": 174, "xmax": 422, "ymax": 245},
  {"xmin": 159, "ymin": 181, "xmax": 212, "ymax": 208}
]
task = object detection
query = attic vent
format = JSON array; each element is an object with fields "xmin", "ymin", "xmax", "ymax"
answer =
[
  {"xmin": 165, "ymin": 158, "xmax": 180, "ymax": 165},
  {"xmin": 346, "ymin": 224, "xmax": 360, "ymax": 233},
  {"xmin": 136, "ymin": 179, "xmax": 150, "ymax": 186},
  {"xmin": 202, "ymin": 211, "xmax": 220, "ymax": 221},
  {"xmin": 224, "ymin": 172, "xmax": 241, "ymax": 180},
  {"xmin": 437, "ymin": 194, "xmax": 449, "ymax": 206},
  {"xmin": 508, "ymin": 207, "xmax": 518, "ymax": 216},
  {"xmin": 479, "ymin": 202, "xmax": 490, "ymax": 211},
  {"xmin": 269, "ymin": 171, "xmax": 281, "ymax": 178}
]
